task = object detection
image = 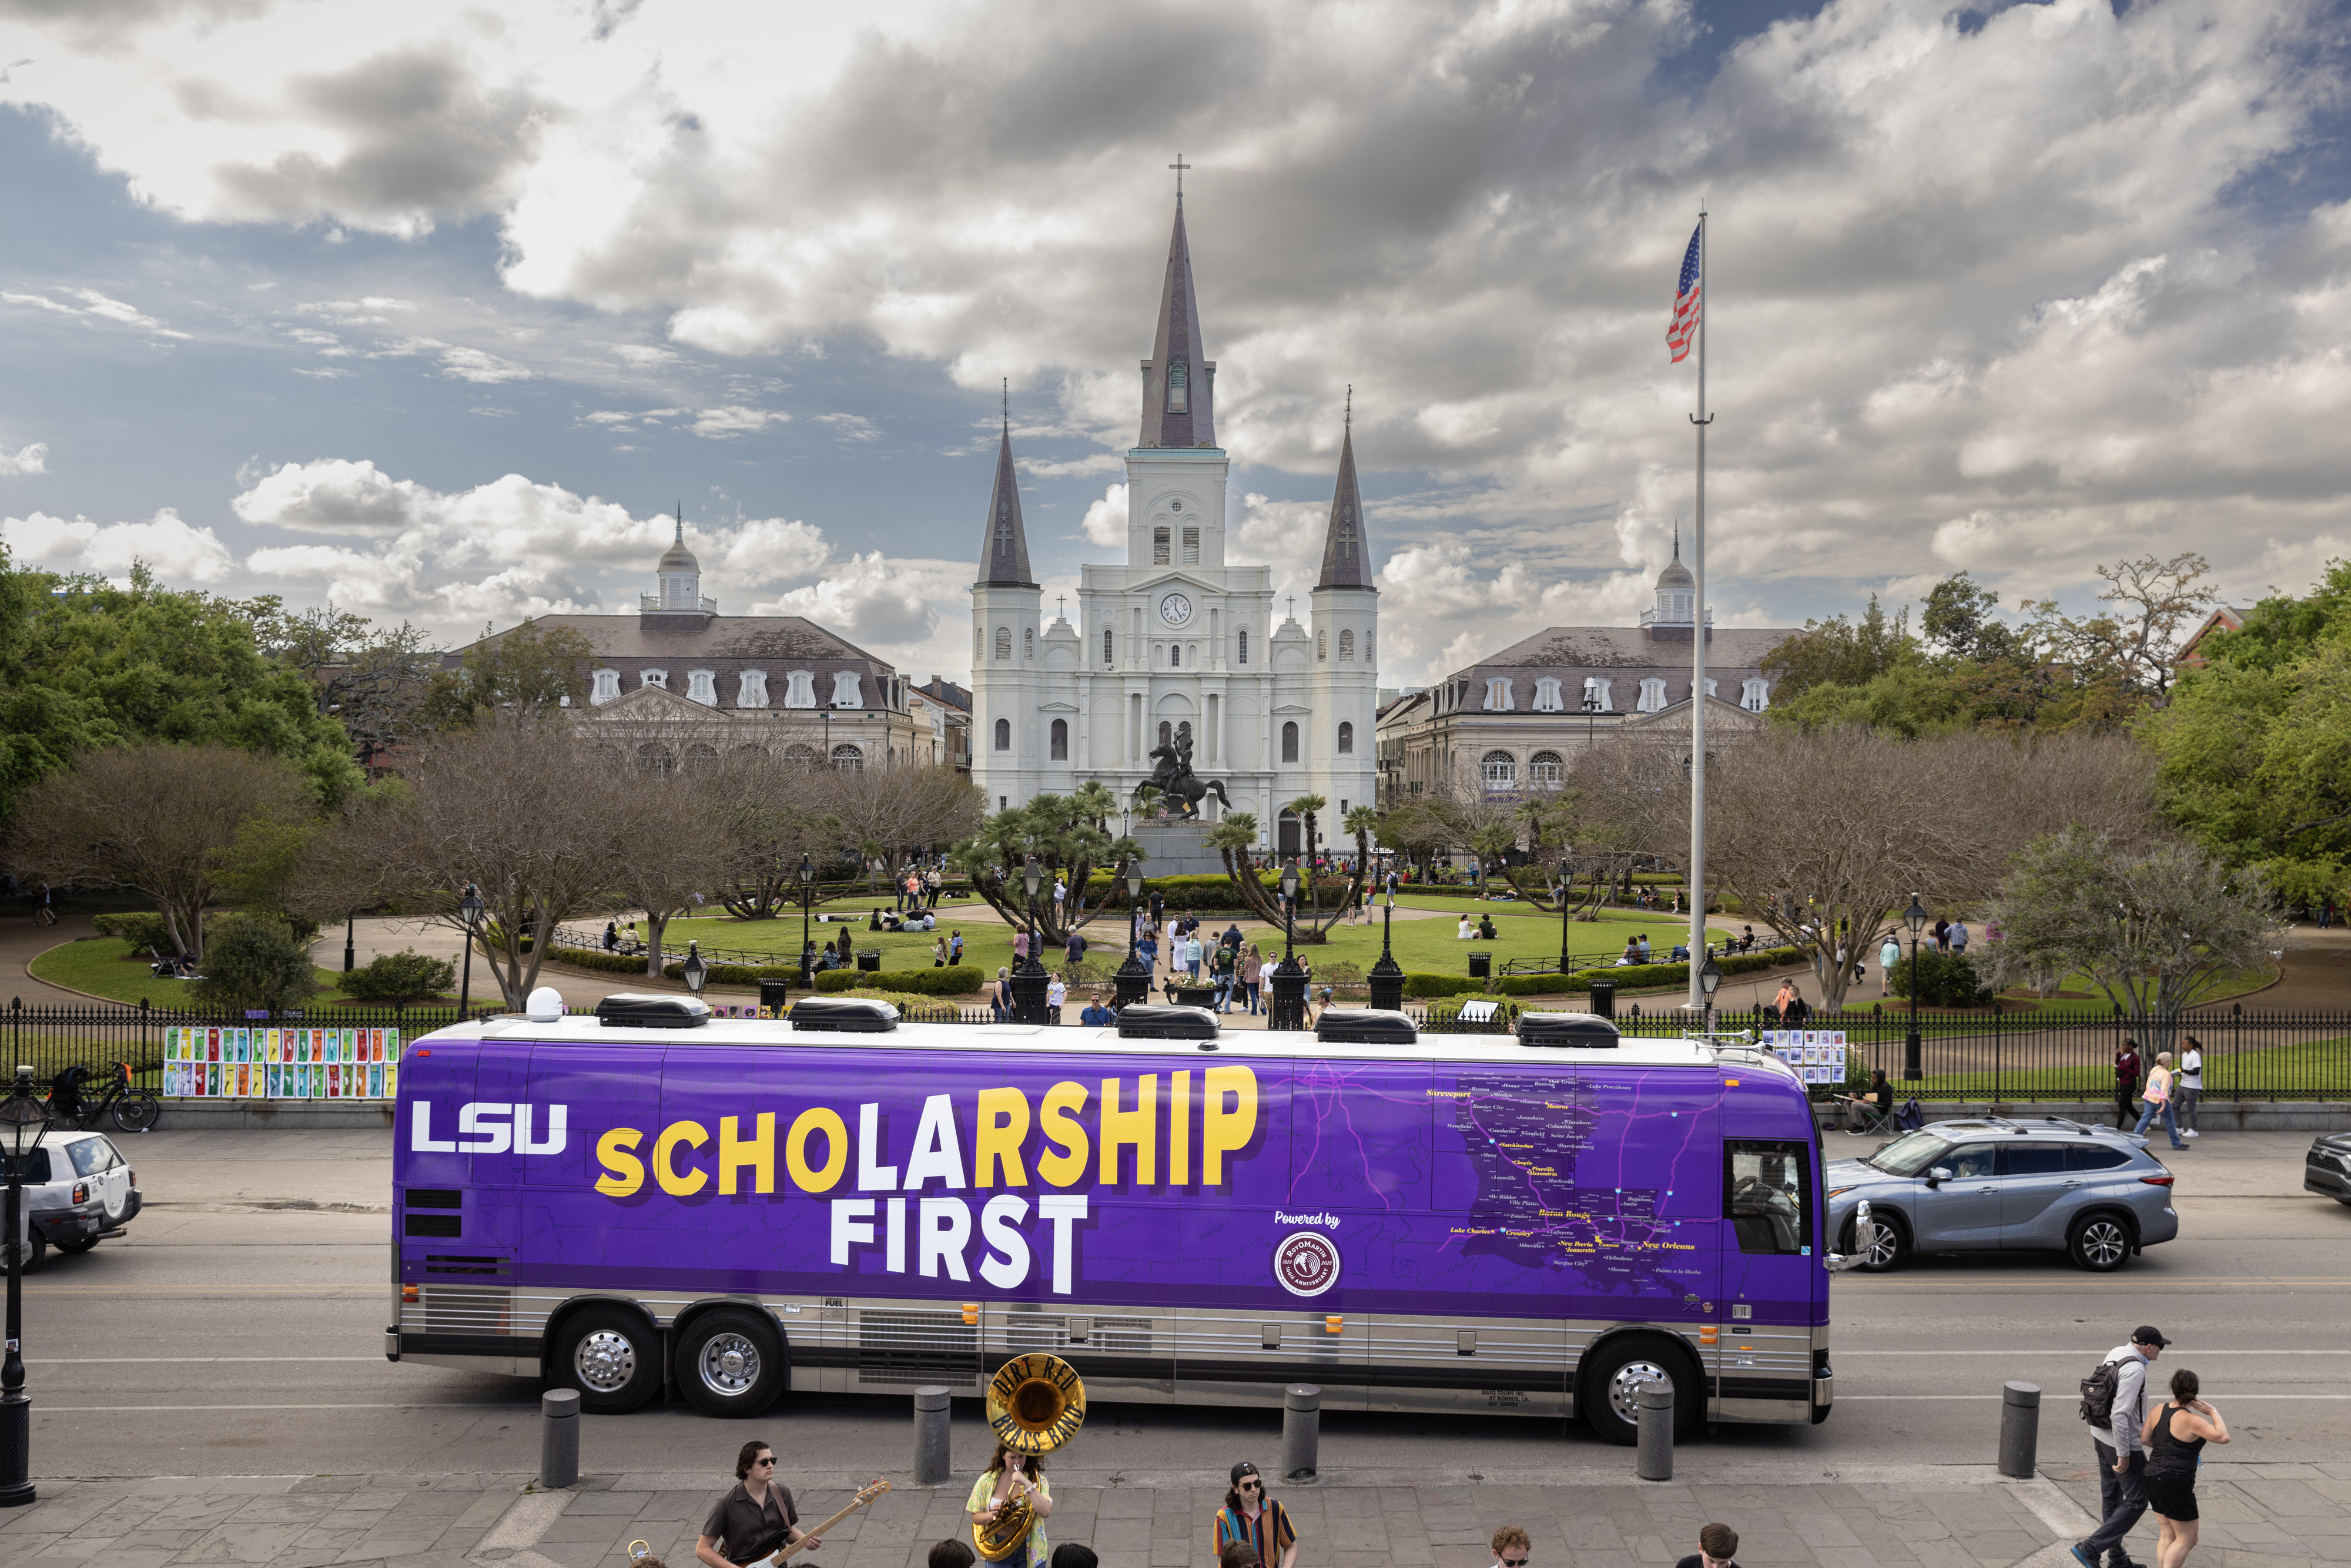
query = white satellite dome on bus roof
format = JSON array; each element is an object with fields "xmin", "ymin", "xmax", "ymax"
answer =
[{"xmin": 527, "ymin": 987, "xmax": 565, "ymax": 1022}]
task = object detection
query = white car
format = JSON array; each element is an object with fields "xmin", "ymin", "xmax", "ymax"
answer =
[{"xmin": 13, "ymin": 1130, "xmax": 140, "ymax": 1271}]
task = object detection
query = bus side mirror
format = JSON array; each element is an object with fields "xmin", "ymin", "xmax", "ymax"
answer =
[{"xmin": 1827, "ymin": 1199, "xmax": 1874, "ymax": 1273}]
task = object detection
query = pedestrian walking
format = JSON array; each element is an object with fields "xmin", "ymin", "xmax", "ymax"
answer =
[
  {"xmin": 932, "ymin": 935, "xmax": 949, "ymax": 967},
  {"xmin": 1490, "ymin": 1526, "xmax": 1531, "ymax": 1567},
  {"xmin": 2134, "ymin": 1053, "xmax": 2185, "ymax": 1150},
  {"xmin": 1949, "ymin": 919, "xmax": 1970, "ymax": 954},
  {"xmin": 2141, "ymin": 1368, "xmax": 2226, "ymax": 1568},
  {"xmin": 1046, "ymin": 974, "xmax": 1067, "ymax": 1018},
  {"xmin": 1185, "ymin": 930, "xmax": 1204, "ymax": 982},
  {"xmin": 1241, "ymin": 945, "xmax": 1264, "ymax": 1014},
  {"xmin": 1212, "ymin": 942, "xmax": 1237, "ymax": 1012},
  {"xmin": 991, "ymin": 967, "xmax": 1013, "ymax": 1023},
  {"xmin": 695, "ymin": 1441, "xmax": 820, "ymax": 1568},
  {"xmin": 2175, "ymin": 1038, "xmax": 2202, "ymax": 1140},
  {"xmin": 1676, "ymin": 1523, "xmax": 1739, "ymax": 1568},
  {"xmin": 2114, "ymin": 1041, "xmax": 2143, "ymax": 1131},
  {"xmin": 950, "ymin": 929, "xmax": 964, "ymax": 966},
  {"xmin": 1064, "ymin": 930, "xmax": 1087, "ymax": 973},
  {"xmin": 2072, "ymin": 1324, "xmax": 2168, "ymax": 1568},
  {"xmin": 1932, "ymin": 916, "xmax": 1950, "ymax": 951},
  {"xmin": 1013, "ymin": 927, "xmax": 1030, "ymax": 964},
  {"xmin": 1212, "ymin": 1462, "xmax": 1297, "ymax": 1568},
  {"xmin": 1880, "ymin": 934, "xmax": 1901, "ymax": 995},
  {"xmin": 966, "ymin": 1439, "xmax": 1053, "ymax": 1568}
]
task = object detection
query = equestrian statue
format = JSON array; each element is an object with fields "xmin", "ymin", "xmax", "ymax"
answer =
[{"xmin": 1135, "ymin": 722, "xmax": 1233, "ymax": 820}]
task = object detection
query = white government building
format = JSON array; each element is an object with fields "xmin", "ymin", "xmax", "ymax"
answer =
[{"xmin": 969, "ymin": 191, "xmax": 1379, "ymax": 856}]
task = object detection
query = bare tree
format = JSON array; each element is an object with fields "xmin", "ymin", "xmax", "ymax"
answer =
[
  {"xmin": 1979, "ymin": 829, "xmax": 2280, "ymax": 1035},
  {"xmin": 822, "ymin": 762, "xmax": 987, "ymax": 880},
  {"xmin": 2024, "ymin": 551, "xmax": 2219, "ymax": 702},
  {"xmin": 1572, "ymin": 727, "xmax": 2159, "ymax": 1006},
  {"xmin": 9, "ymin": 743, "xmax": 317, "ymax": 962},
  {"xmin": 302, "ymin": 719, "xmax": 644, "ymax": 1007}
]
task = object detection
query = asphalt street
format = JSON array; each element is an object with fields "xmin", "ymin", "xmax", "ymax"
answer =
[{"xmin": 17, "ymin": 1127, "xmax": 2347, "ymax": 1485}]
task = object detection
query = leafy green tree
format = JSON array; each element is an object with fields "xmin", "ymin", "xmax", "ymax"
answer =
[
  {"xmin": 189, "ymin": 913, "xmax": 320, "ymax": 1014},
  {"xmin": 417, "ymin": 618, "xmax": 595, "ymax": 729},
  {"xmin": 1920, "ymin": 572, "xmax": 2022, "ymax": 663},
  {"xmin": 1760, "ymin": 594, "xmax": 1918, "ymax": 703},
  {"xmin": 0, "ymin": 554, "xmax": 363, "ymax": 820},
  {"xmin": 947, "ymin": 792, "xmax": 1141, "ymax": 946}
]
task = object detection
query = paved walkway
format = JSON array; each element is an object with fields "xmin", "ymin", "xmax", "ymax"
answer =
[{"xmin": 5, "ymin": 1459, "xmax": 2342, "ymax": 1568}]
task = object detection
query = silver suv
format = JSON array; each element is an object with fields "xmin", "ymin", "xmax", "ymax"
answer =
[{"xmin": 1824, "ymin": 1118, "xmax": 2178, "ymax": 1273}]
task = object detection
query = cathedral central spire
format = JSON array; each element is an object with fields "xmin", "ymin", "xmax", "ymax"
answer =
[
  {"xmin": 976, "ymin": 381, "xmax": 1035, "ymax": 587},
  {"xmin": 1140, "ymin": 188, "xmax": 1215, "ymax": 450},
  {"xmin": 1315, "ymin": 390, "xmax": 1374, "ymax": 590}
]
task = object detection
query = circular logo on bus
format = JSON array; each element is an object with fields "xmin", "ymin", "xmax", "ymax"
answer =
[{"xmin": 1274, "ymin": 1231, "xmax": 1341, "ymax": 1297}]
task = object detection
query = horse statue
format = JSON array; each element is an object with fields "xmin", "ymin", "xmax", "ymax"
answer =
[{"xmin": 1135, "ymin": 723, "xmax": 1233, "ymax": 820}]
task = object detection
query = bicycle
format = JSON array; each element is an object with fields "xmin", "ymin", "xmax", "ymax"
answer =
[{"xmin": 46, "ymin": 1062, "xmax": 162, "ymax": 1134}]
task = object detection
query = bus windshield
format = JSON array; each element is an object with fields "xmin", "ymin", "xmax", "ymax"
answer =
[{"xmin": 1867, "ymin": 1131, "xmax": 1955, "ymax": 1177}]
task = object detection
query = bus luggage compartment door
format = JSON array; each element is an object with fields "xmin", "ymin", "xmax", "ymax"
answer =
[{"xmin": 1366, "ymin": 1314, "xmax": 1568, "ymax": 1418}]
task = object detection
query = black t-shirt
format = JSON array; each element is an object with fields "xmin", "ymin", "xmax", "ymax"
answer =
[
  {"xmin": 1675, "ymin": 1557, "xmax": 1737, "ymax": 1568},
  {"xmin": 703, "ymin": 1482, "xmax": 798, "ymax": 1565}
]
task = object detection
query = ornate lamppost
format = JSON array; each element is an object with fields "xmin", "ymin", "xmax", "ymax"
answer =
[
  {"xmin": 1012, "ymin": 855, "xmax": 1050, "ymax": 1024},
  {"xmin": 0, "ymin": 1065, "xmax": 52, "ymax": 1506},
  {"xmin": 1269, "ymin": 859, "xmax": 1307, "ymax": 1030},
  {"xmin": 455, "ymin": 884, "xmax": 484, "ymax": 1020},
  {"xmin": 681, "ymin": 941, "xmax": 709, "ymax": 1002},
  {"xmin": 1114, "ymin": 865, "xmax": 1151, "ymax": 1009},
  {"xmin": 1368, "ymin": 870, "xmax": 1404, "ymax": 1012},
  {"xmin": 1902, "ymin": 893, "xmax": 1929, "ymax": 1081},
  {"xmin": 1698, "ymin": 953, "xmax": 1723, "ymax": 1032},
  {"xmin": 797, "ymin": 855, "xmax": 818, "ymax": 986}
]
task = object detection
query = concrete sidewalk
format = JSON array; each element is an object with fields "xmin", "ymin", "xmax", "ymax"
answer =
[{"xmin": 5, "ymin": 1460, "xmax": 2345, "ymax": 1568}]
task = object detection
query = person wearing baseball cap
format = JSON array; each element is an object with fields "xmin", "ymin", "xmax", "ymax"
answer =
[
  {"xmin": 2074, "ymin": 1326, "xmax": 2170, "ymax": 1568},
  {"xmin": 1213, "ymin": 1462, "xmax": 1297, "ymax": 1568}
]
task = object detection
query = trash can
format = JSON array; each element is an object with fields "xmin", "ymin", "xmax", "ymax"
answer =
[
  {"xmin": 857, "ymin": 950, "xmax": 882, "ymax": 973},
  {"xmin": 758, "ymin": 977, "xmax": 792, "ymax": 1014},
  {"xmin": 1588, "ymin": 978, "xmax": 1615, "ymax": 1018},
  {"xmin": 1467, "ymin": 952, "xmax": 1491, "ymax": 979}
]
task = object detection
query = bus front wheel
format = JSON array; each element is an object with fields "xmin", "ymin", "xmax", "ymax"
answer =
[
  {"xmin": 677, "ymin": 1308, "xmax": 786, "ymax": 1418},
  {"xmin": 1580, "ymin": 1334, "xmax": 1699, "ymax": 1446},
  {"xmin": 551, "ymin": 1305, "xmax": 662, "ymax": 1414}
]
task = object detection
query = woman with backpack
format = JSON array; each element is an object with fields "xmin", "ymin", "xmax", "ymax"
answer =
[{"xmin": 2140, "ymin": 1367, "xmax": 2228, "ymax": 1568}]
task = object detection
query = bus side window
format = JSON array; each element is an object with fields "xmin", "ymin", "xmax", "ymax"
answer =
[{"xmin": 1725, "ymin": 1140, "xmax": 1813, "ymax": 1256}]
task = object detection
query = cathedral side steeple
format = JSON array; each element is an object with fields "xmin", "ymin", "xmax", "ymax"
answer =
[
  {"xmin": 1138, "ymin": 186, "xmax": 1215, "ymax": 450},
  {"xmin": 1315, "ymin": 391, "xmax": 1374, "ymax": 591},
  {"xmin": 976, "ymin": 386, "xmax": 1036, "ymax": 588}
]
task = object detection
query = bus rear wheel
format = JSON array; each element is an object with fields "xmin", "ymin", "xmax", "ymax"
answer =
[
  {"xmin": 551, "ymin": 1305, "xmax": 662, "ymax": 1413},
  {"xmin": 677, "ymin": 1308, "xmax": 785, "ymax": 1418},
  {"xmin": 1580, "ymin": 1334, "xmax": 1699, "ymax": 1446}
]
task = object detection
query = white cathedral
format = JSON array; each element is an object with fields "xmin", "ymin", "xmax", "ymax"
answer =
[{"xmin": 969, "ymin": 191, "xmax": 1379, "ymax": 853}]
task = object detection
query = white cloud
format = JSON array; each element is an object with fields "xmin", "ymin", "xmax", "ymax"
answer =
[
  {"xmin": 2, "ymin": 287, "xmax": 188, "ymax": 337},
  {"xmin": 748, "ymin": 551, "xmax": 976, "ymax": 678},
  {"xmin": 689, "ymin": 405, "xmax": 788, "ymax": 438},
  {"xmin": 2, "ymin": 507, "xmax": 236, "ymax": 582},
  {"xmin": 0, "ymin": 441, "xmax": 47, "ymax": 476},
  {"xmin": 1079, "ymin": 483, "xmax": 1126, "ymax": 547}
]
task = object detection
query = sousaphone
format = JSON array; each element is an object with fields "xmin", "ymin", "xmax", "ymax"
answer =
[{"xmin": 972, "ymin": 1353, "xmax": 1086, "ymax": 1562}]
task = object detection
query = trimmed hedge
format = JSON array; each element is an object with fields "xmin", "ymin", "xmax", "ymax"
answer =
[
  {"xmin": 1402, "ymin": 946, "xmax": 1806, "ymax": 999},
  {"xmin": 814, "ymin": 965, "xmax": 986, "ymax": 996},
  {"xmin": 554, "ymin": 946, "xmax": 664, "ymax": 977},
  {"xmin": 93, "ymin": 911, "xmax": 175, "ymax": 951}
]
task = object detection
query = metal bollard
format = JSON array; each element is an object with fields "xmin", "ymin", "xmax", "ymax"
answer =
[
  {"xmin": 540, "ymin": 1388, "xmax": 580, "ymax": 1490},
  {"xmin": 1998, "ymin": 1381, "xmax": 2041, "ymax": 1479},
  {"xmin": 1282, "ymin": 1383, "xmax": 1322, "ymax": 1483},
  {"xmin": 914, "ymin": 1385, "xmax": 953, "ymax": 1487},
  {"xmin": 1635, "ymin": 1380, "xmax": 1674, "ymax": 1482}
]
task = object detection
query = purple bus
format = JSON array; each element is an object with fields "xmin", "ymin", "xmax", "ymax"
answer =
[{"xmin": 387, "ymin": 1001, "xmax": 1861, "ymax": 1441}]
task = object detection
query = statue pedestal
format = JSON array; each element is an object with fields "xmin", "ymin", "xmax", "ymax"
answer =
[{"xmin": 1131, "ymin": 819, "xmax": 1232, "ymax": 877}]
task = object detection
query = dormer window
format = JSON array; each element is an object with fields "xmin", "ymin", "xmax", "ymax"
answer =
[
  {"xmin": 1483, "ymin": 677, "xmax": 1513, "ymax": 711},
  {"xmin": 738, "ymin": 670, "xmax": 769, "ymax": 708},
  {"xmin": 831, "ymin": 671, "xmax": 863, "ymax": 708},
  {"xmin": 591, "ymin": 669, "xmax": 620, "ymax": 704},
  {"xmin": 686, "ymin": 669, "xmax": 718, "ymax": 705},
  {"xmin": 785, "ymin": 670, "xmax": 817, "ymax": 708},
  {"xmin": 1167, "ymin": 360, "xmax": 1189, "ymax": 414},
  {"xmin": 641, "ymin": 669, "xmax": 668, "ymax": 691}
]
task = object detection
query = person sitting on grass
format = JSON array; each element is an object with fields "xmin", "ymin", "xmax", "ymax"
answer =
[{"xmin": 1476, "ymin": 914, "xmax": 1498, "ymax": 940}]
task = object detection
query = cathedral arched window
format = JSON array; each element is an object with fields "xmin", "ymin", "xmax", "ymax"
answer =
[
  {"xmin": 1282, "ymin": 721, "xmax": 1300, "ymax": 763},
  {"xmin": 994, "ymin": 718, "xmax": 1011, "ymax": 752},
  {"xmin": 1050, "ymin": 719, "xmax": 1069, "ymax": 760},
  {"xmin": 1183, "ymin": 525, "xmax": 1199, "ymax": 565},
  {"xmin": 994, "ymin": 626, "xmax": 1012, "ymax": 661},
  {"xmin": 1103, "ymin": 627, "xmax": 1115, "ymax": 666},
  {"xmin": 1337, "ymin": 721, "xmax": 1354, "ymax": 755},
  {"xmin": 1167, "ymin": 360, "xmax": 1189, "ymax": 414},
  {"xmin": 1317, "ymin": 631, "xmax": 1327, "ymax": 661},
  {"xmin": 1153, "ymin": 527, "xmax": 1170, "ymax": 565},
  {"xmin": 1023, "ymin": 628, "xmax": 1034, "ymax": 661},
  {"xmin": 1365, "ymin": 631, "xmax": 1374, "ymax": 665},
  {"xmin": 1338, "ymin": 629, "xmax": 1354, "ymax": 661},
  {"xmin": 1237, "ymin": 629, "xmax": 1248, "ymax": 666}
]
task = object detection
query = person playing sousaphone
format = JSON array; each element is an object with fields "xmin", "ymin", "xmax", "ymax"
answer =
[
  {"xmin": 967, "ymin": 1439, "xmax": 1053, "ymax": 1568},
  {"xmin": 696, "ymin": 1440, "xmax": 822, "ymax": 1568}
]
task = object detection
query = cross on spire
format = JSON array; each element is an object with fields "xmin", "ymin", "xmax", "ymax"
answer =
[
  {"xmin": 1002, "ymin": 377, "xmax": 1009, "ymax": 436},
  {"xmin": 1168, "ymin": 153, "xmax": 1191, "ymax": 200},
  {"xmin": 1287, "ymin": 594, "xmax": 1296, "ymax": 620},
  {"xmin": 1345, "ymin": 383, "xmax": 1352, "ymax": 434}
]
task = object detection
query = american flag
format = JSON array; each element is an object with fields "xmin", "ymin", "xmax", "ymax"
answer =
[{"xmin": 1667, "ymin": 222, "xmax": 1702, "ymax": 363}]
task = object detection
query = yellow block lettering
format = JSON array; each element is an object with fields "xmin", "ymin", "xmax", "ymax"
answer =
[
  {"xmin": 1036, "ymin": 1081, "xmax": 1091, "ymax": 1189},
  {"xmin": 719, "ymin": 1113, "xmax": 776, "ymax": 1195},
  {"xmin": 594, "ymin": 1127, "xmax": 644, "ymax": 1197},
  {"xmin": 655, "ymin": 1120, "xmax": 709, "ymax": 1197},
  {"xmin": 1169, "ymin": 1069, "xmax": 1191, "ymax": 1187},
  {"xmin": 1099, "ymin": 1075, "xmax": 1157, "ymax": 1187},
  {"xmin": 1202, "ymin": 1065, "xmax": 1259, "ymax": 1185},
  {"xmin": 786, "ymin": 1107, "xmax": 849, "ymax": 1192},
  {"xmin": 974, "ymin": 1087, "xmax": 1030, "ymax": 1188}
]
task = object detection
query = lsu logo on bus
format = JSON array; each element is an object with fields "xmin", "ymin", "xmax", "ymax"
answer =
[{"xmin": 410, "ymin": 1101, "xmax": 568, "ymax": 1154}]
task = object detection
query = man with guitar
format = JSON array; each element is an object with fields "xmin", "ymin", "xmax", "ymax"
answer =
[{"xmin": 696, "ymin": 1443, "xmax": 889, "ymax": 1568}]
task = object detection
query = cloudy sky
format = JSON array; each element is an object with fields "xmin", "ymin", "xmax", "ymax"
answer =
[{"xmin": 2, "ymin": 0, "xmax": 2347, "ymax": 687}]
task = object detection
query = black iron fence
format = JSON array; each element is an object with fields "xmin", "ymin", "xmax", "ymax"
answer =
[{"xmin": 4, "ymin": 999, "xmax": 2342, "ymax": 1101}]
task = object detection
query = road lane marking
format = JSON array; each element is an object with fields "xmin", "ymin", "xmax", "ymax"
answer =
[{"xmin": 1835, "ymin": 1394, "xmax": 2351, "ymax": 1401}]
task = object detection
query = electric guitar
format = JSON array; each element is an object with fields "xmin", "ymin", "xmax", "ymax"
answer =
[{"xmin": 771, "ymin": 1479, "xmax": 892, "ymax": 1563}]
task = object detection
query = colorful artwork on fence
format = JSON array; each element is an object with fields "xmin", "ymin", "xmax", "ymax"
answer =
[
  {"xmin": 160, "ymin": 1026, "xmax": 400, "ymax": 1100},
  {"xmin": 1760, "ymin": 1030, "xmax": 1848, "ymax": 1085}
]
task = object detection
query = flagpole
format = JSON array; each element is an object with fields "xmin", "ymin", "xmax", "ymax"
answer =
[{"xmin": 1686, "ymin": 206, "xmax": 1712, "ymax": 1016}]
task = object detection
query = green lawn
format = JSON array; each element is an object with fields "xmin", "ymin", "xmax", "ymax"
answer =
[
  {"xmin": 32, "ymin": 935, "xmax": 366, "ymax": 1008},
  {"xmin": 657, "ymin": 914, "xmax": 1026, "ymax": 979},
  {"xmin": 1841, "ymin": 1036, "xmax": 2351, "ymax": 1102}
]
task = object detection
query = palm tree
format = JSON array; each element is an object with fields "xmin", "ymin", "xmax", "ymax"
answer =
[
  {"xmin": 1206, "ymin": 813, "xmax": 1282, "ymax": 924},
  {"xmin": 1284, "ymin": 792, "xmax": 1327, "ymax": 922}
]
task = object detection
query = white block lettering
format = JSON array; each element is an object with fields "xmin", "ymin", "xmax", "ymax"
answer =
[
  {"xmin": 919, "ymin": 1197, "xmax": 973, "ymax": 1281},
  {"xmin": 978, "ymin": 1194, "xmax": 1030, "ymax": 1291},
  {"xmin": 903, "ymin": 1094, "xmax": 966, "ymax": 1191},
  {"xmin": 1037, "ymin": 1194, "xmax": 1089, "ymax": 1296},
  {"xmin": 830, "ymin": 1198, "xmax": 876, "ymax": 1265},
  {"xmin": 858, "ymin": 1103, "xmax": 899, "ymax": 1191},
  {"xmin": 456, "ymin": 1103, "xmax": 512, "ymax": 1154},
  {"xmin": 885, "ymin": 1196, "xmax": 906, "ymax": 1274},
  {"xmin": 410, "ymin": 1102, "xmax": 456, "ymax": 1154},
  {"xmin": 515, "ymin": 1104, "xmax": 567, "ymax": 1155}
]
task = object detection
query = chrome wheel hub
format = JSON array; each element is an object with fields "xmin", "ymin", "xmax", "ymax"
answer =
[
  {"xmin": 574, "ymin": 1329, "xmax": 638, "ymax": 1393},
  {"xmin": 698, "ymin": 1333, "xmax": 763, "ymax": 1396},
  {"xmin": 2081, "ymin": 1221, "xmax": 2126, "ymax": 1267},
  {"xmin": 1606, "ymin": 1361, "xmax": 1671, "ymax": 1425}
]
